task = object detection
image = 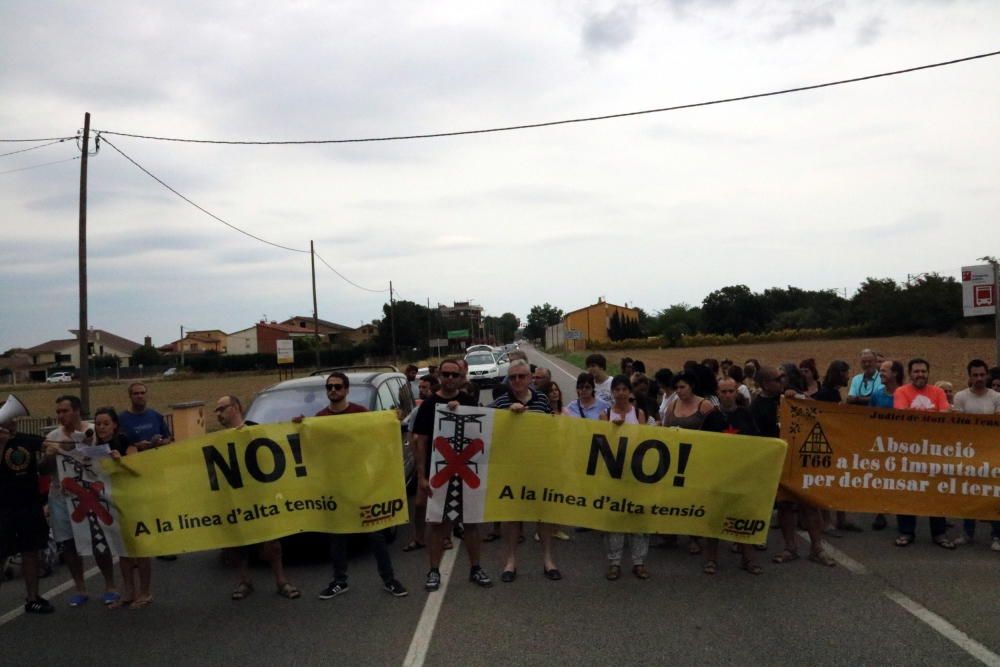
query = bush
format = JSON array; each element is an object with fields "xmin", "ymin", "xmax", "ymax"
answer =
[{"xmin": 581, "ymin": 326, "xmax": 868, "ymax": 350}]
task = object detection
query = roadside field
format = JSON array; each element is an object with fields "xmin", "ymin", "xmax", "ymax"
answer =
[
  {"xmin": 2, "ymin": 372, "xmax": 286, "ymax": 431},
  {"xmin": 553, "ymin": 335, "xmax": 996, "ymax": 385}
]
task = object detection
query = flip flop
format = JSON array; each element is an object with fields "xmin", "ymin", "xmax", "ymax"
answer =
[
  {"xmin": 277, "ymin": 582, "xmax": 301, "ymax": 599},
  {"xmin": 69, "ymin": 594, "xmax": 89, "ymax": 607},
  {"xmin": 402, "ymin": 541, "xmax": 426, "ymax": 552}
]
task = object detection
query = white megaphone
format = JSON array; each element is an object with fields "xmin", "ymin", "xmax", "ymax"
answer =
[{"xmin": 0, "ymin": 394, "xmax": 29, "ymax": 424}]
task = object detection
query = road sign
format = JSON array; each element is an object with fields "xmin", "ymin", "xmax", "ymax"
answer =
[
  {"xmin": 429, "ymin": 338, "xmax": 448, "ymax": 348},
  {"xmin": 565, "ymin": 330, "xmax": 582, "ymax": 340},
  {"xmin": 962, "ymin": 265, "xmax": 996, "ymax": 317},
  {"xmin": 276, "ymin": 339, "xmax": 295, "ymax": 364},
  {"xmin": 447, "ymin": 329, "xmax": 470, "ymax": 340}
]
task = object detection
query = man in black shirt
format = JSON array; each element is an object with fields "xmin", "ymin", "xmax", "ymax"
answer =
[
  {"xmin": 709, "ymin": 378, "xmax": 759, "ymax": 435},
  {"xmin": 0, "ymin": 417, "xmax": 54, "ymax": 613},
  {"xmin": 412, "ymin": 359, "xmax": 492, "ymax": 592}
]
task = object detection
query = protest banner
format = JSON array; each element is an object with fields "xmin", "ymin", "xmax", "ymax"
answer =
[
  {"xmin": 426, "ymin": 406, "xmax": 786, "ymax": 544},
  {"xmin": 780, "ymin": 398, "xmax": 1000, "ymax": 519},
  {"xmin": 103, "ymin": 411, "xmax": 408, "ymax": 557},
  {"xmin": 55, "ymin": 446, "xmax": 126, "ymax": 558}
]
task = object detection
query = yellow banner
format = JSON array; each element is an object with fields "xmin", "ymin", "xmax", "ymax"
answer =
[
  {"xmin": 427, "ymin": 407, "xmax": 786, "ymax": 544},
  {"xmin": 103, "ymin": 412, "xmax": 408, "ymax": 557},
  {"xmin": 780, "ymin": 398, "xmax": 1000, "ymax": 519}
]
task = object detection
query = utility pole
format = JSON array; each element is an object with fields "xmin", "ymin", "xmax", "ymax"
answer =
[
  {"xmin": 389, "ymin": 281, "xmax": 398, "ymax": 367},
  {"xmin": 311, "ymin": 240, "xmax": 320, "ymax": 368},
  {"xmin": 979, "ymin": 255, "xmax": 1000, "ymax": 366},
  {"xmin": 180, "ymin": 325, "xmax": 185, "ymax": 368},
  {"xmin": 78, "ymin": 112, "xmax": 91, "ymax": 417},
  {"xmin": 426, "ymin": 297, "xmax": 431, "ymax": 355}
]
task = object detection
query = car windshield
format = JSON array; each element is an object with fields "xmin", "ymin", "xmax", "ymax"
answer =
[
  {"xmin": 246, "ymin": 385, "xmax": 375, "ymax": 424},
  {"xmin": 466, "ymin": 354, "xmax": 495, "ymax": 366}
]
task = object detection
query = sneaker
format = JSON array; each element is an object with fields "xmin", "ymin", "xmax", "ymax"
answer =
[
  {"xmin": 991, "ymin": 538, "xmax": 1000, "ymax": 552},
  {"xmin": 469, "ymin": 566, "xmax": 493, "ymax": 588},
  {"xmin": 425, "ymin": 569, "xmax": 441, "ymax": 592},
  {"xmin": 383, "ymin": 579, "xmax": 408, "ymax": 597},
  {"xmin": 952, "ymin": 534, "xmax": 972, "ymax": 546},
  {"xmin": 553, "ymin": 530, "xmax": 571, "ymax": 541},
  {"xmin": 25, "ymin": 597, "xmax": 55, "ymax": 614},
  {"xmin": 317, "ymin": 581, "xmax": 349, "ymax": 600}
]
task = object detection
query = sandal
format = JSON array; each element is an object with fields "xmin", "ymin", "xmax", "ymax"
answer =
[
  {"xmin": 402, "ymin": 541, "xmax": 426, "ymax": 552},
  {"xmin": 108, "ymin": 598, "xmax": 132, "ymax": 609},
  {"xmin": 632, "ymin": 564, "xmax": 650, "ymax": 580},
  {"xmin": 688, "ymin": 540, "xmax": 702, "ymax": 555},
  {"xmin": 443, "ymin": 539, "xmax": 454, "ymax": 550},
  {"xmin": 894, "ymin": 534, "xmax": 914, "ymax": 547},
  {"xmin": 933, "ymin": 537, "xmax": 956, "ymax": 550},
  {"xmin": 277, "ymin": 582, "xmax": 301, "ymax": 599},
  {"xmin": 741, "ymin": 559, "xmax": 763, "ymax": 575},
  {"xmin": 482, "ymin": 532, "xmax": 501, "ymax": 543},
  {"xmin": 232, "ymin": 581, "xmax": 253, "ymax": 600},
  {"xmin": 702, "ymin": 560, "xmax": 718, "ymax": 575},
  {"xmin": 771, "ymin": 549, "xmax": 799, "ymax": 564},
  {"xmin": 130, "ymin": 596, "xmax": 153, "ymax": 609},
  {"xmin": 808, "ymin": 551, "xmax": 837, "ymax": 567},
  {"xmin": 605, "ymin": 564, "xmax": 621, "ymax": 581}
]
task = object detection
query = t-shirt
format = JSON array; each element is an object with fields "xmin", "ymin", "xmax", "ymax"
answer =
[
  {"xmin": 46, "ymin": 422, "xmax": 93, "ymax": 501},
  {"xmin": 315, "ymin": 402, "xmax": 368, "ymax": 417},
  {"xmin": 813, "ymin": 386, "xmax": 842, "ymax": 403},
  {"xmin": 490, "ymin": 387, "xmax": 553, "ymax": 414},
  {"xmin": 869, "ymin": 387, "xmax": 895, "ymax": 408},
  {"xmin": 952, "ymin": 388, "xmax": 1000, "ymax": 415},
  {"xmin": 563, "ymin": 398, "xmax": 610, "ymax": 420},
  {"xmin": 411, "ymin": 392, "xmax": 481, "ymax": 471},
  {"xmin": 848, "ymin": 372, "xmax": 883, "ymax": 402},
  {"xmin": 594, "ymin": 376, "xmax": 613, "ymax": 405},
  {"xmin": 703, "ymin": 407, "xmax": 760, "ymax": 436},
  {"xmin": 119, "ymin": 409, "xmax": 171, "ymax": 445},
  {"xmin": 893, "ymin": 384, "xmax": 950, "ymax": 412},
  {"xmin": 98, "ymin": 434, "xmax": 133, "ymax": 457},
  {"xmin": 0, "ymin": 433, "xmax": 44, "ymax": 507},
  {"xmin": 750, "ymin": 394, "xmax": 781, "ymax": 438}
]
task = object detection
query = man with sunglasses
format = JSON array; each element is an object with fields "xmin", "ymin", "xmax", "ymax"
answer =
[
  {"xmin": 302, "ymin": 372, "xmax": 408, "ymax": 600},
  {"xmin": 412, "ymin": 359, "xmax": 492, "ymax": 592}
]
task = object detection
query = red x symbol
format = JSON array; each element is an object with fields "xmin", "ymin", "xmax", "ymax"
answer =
[
  {"xmin": 61, "ymin": 478, "xmax": 114, "ymax": 525},
  {"xmin": 431, "ymin": 437, "xmax": 483, "ymax": 489}
]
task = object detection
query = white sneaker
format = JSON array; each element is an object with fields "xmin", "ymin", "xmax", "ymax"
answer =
[
  {"xmin": 991, "ymin": 537, "xmax": 1000, "ymax": 552},
  {"xmin": 952, "ymin": 534, "xmax": 971, "ymax": 546}
]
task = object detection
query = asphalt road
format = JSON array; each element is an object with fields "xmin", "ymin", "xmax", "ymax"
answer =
[{"xmin": 2, "ymin": 344, "xmax": 998, "ymax": 666}]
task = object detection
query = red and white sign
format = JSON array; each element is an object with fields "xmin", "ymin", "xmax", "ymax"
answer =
[{"xmin": 962, "ymin": 264, "xmax": 996, "ymax": 317}]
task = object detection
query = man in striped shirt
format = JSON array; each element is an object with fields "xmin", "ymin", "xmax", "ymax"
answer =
[{"xmin": 489, "ymin": 360, "xmax": 561, "ymax": 582}]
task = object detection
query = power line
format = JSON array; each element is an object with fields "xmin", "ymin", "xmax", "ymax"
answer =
[
  {"xmin": 0, "ymin": 135, "xmax": 77, "ymax": 143},
  {"xmin": 314, "ymin": 251, "xmax": 389, "ymax": 293},
  {"xmin": 100, "ymin": 136, "xmax": 310, "ymax": 254},
  {"xmin": 0, "ymin": 138, "xmax": 71, "ymax": 158},
  {"xmin": 96, "ymin": 49, "xmax": 1000, "ymax": 145},
  {"xmin": 0, "ymin": 155, "xmax": 79, "ymax": 176}
]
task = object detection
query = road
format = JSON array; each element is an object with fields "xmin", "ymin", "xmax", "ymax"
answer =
[{"xmin": 2, "ymin": 345, "xmax": 998, "ymax": 666}]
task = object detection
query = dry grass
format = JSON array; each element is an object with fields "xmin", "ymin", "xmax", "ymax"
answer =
[
  {"xmin": 560, "ymin": 335, "xmax": 996, "ymax": 386},
  {"xmin": 3, "ymin": 371, "xmax": 288, "ymax": 431}
]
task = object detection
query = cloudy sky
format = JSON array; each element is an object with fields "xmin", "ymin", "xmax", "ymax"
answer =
[{"xmin": 1, "ymin": 0, "xmax": 998, "ymax": 351}]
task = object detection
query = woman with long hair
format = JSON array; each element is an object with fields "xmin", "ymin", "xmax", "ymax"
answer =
[{"xmin": 798, "ymin": 359, "xmax": 821, "ymax": 397}]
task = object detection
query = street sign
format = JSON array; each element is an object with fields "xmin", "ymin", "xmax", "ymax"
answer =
[
  {"xmin": 447, "ymin": 329, "xmax": 470, "ymax": 339},
  {"xmin": 276, "ymin": 339, "xmax": 295, "ymax": 364},
  {"xmin": 962, "ymin": 265, "xmax": 997, "ymax": 317},
  {"xmin": 565, "ymin": 330, "xmax": 582, "ymax": 340},
  {"xmin": 429, "ymin": 338, "xmax": 448, "ymax": 348}
]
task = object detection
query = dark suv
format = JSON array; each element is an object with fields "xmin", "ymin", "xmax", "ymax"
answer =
[{"xmin": 245, "ymin": 367, "xmax": 416, "ymax": 555}]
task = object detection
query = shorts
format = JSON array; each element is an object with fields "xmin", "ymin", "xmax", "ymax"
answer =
[
  {"xmin": 49, "ymin": 494, "xmax": 75, "ymax": 543},
  {"xmin": 0, "ymin": 505, "xmax": 50, "ymax": 559}
]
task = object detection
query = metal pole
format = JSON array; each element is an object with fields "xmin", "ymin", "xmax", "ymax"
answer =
[
  {"xmin": 389, "ymin": 281, "xmax": 397, "ymax": 367},
  {"xmin": 311, "ymin": 240, "xmax": 320, "ymax": 368},
  {"xmin": 993, "ymin": 258, "xmax": 1000, "ymax": 366},
  {"xmin": 427, "ymin": 297, "xmax": 431, "ymax": 355},
  {"xmin": 180, "ymin": 325, "xmax": 185, "ymax": 368},
  {"xmin": 78, "ymin": 112, "xmax": 91, "ymax": 417}
]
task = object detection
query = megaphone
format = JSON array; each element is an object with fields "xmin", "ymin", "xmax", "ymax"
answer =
[{"xmin": 0, "ymin": 394, "xmax": 29, "ymax": 424}]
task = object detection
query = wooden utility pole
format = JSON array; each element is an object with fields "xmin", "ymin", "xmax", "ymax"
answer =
[
  {"xmin": 311, "ymin": 240, "xmax": 320, "ymax": 368},
  {"xmin": 389, "ymin": 281, "xmax": 397, "ymax": 367},
  {"xmin": 78, "ymin": 113, "xmax": 91, "ymax": 416},
  {"xmin": 426, "ymin": 297, "xmax": 431, "ymax": 355}
]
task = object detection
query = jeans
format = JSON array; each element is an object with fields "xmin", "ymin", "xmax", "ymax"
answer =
[
  {"xmin": 896, "ymin": 514, "xmax": 947, "ymax": 539},
  {"xmin": 962, "ymin": 519, "xmax": 1000, "ymax": 540},
  {"xmin": 330, "ymin": 530, "xmax": 394, "ymax": 583},
  {"xmin": 605, "ymin": 532, "xmax": 649, "ymax": 565}
]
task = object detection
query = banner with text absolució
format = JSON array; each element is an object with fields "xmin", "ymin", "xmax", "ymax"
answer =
[
  {"xmin": 426, "ymin": 406, "xmax": 786, "ymax": 544},
  {"xmin": 780, "ymin": 398, "xmax": 1000, "ymax": 519},
  {"xmin": 103, "ymin": 412, "xmax": 407, "ymax": 557}
]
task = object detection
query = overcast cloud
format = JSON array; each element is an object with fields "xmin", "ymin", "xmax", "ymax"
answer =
[{"xmin": 1, "ymin": 0, "xmax": 998, "ymax": 351}]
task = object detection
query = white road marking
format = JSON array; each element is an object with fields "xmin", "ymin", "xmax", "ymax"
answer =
[
  {"xmin": 528, "ymin": 346, "xmax": 581, "ymax": 383},
  {"xmin": 885, "ymin": 589, "xmax": 1000, "ymax": 666},
  {"xmin": 0, "ymin": 564, "xmax": 101, "ymax": 626},
  {"xmin": 796, "ymin": 531, "xmax": 869, "ymax": 574},
  {"xmin": 402, "ymin": 538, "xmax": 461, "ymax": 667}
]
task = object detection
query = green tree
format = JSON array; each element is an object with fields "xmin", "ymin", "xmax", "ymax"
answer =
[
  {"xmin": 608, "ymin": 310, "xmax": 623, "ymax": 341},
  {"xmin": 903, "ymin": 274, "xmax": 962, "ymax": 333},
  {"xmin": 131, "ymin": 344, "xmax": 162, "ymax": 366},
  {"xmin": 701, "ymin": 285, "xmax": 768, "ymax": 335},
  {"xmin": 523, "ymin": 303, "xmax": 563, "ymax": 340},
  {"xmin": 375, "ymin": 300, "xmax": 433, "ymax": 356},
  {"xmin": 850, "ymin": 278, "xmax": 906, "ymax": 334}
]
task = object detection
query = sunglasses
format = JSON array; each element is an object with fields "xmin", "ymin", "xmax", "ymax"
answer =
[
  {"xmin": 325, "ymin": 383, "xmax": 345, "ymax": 391},
  {"xmin": 440, "ymin": 371, "xmax": 461, "ymax": 379},
  {"xmin": 509, "ymin": 373, "xmax": 530, "ymax": 380}
]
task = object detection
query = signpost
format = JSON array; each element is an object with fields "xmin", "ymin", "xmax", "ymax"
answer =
[
  {"xmin": 447, "ymin": 329, "xmax": 470, "ymax": 340},
  {"xmin": 276, "ymin": 339, "xmax": 295, "ymax": 365},
  {"xmin": 963, "ymin": 260, "xmax": 999, "ymax": 366},
  {"xmin": 565, "ymin": 330, "xmax": 582, "ymax": 340},
  {"xmin": 429, "ymin": 338, "xmax": 448, "ymax": 357}
]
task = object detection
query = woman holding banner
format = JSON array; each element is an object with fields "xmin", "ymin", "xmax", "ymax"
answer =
[
  {"xmin": 599, "ymin": 375, "xmax": 651, "ymax": 580},
  {"xmin": 97, "ymin": 407, "xmax": 154, "ymax": 609},
  {"xmin": 563, "ymin": 373, "xmax": 609, "ymax": 419}
]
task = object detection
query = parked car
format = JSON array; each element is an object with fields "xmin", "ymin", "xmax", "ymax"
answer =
[
  {"xmin": 244, "ymin": 367, "xmax": 416, "ymax": 558},
  {"xmin": 45, "ymin": 371, "xmax": 73, "ymax": 384},
  {"xmin": 162, "ymin": 367, "xmax": 178, "ymax": 377},
  {"xmin": 465, "ymin": 351, "xmax": 506, "ymax": 386},
  {"xmin": 466, "ymin": 344, "xmax": 494, "ymax": 354}
]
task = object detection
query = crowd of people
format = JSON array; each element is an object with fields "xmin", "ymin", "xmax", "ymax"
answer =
[{"xmin": 2, "ymin": 347, "xmax": 998, "ymax": 613}]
